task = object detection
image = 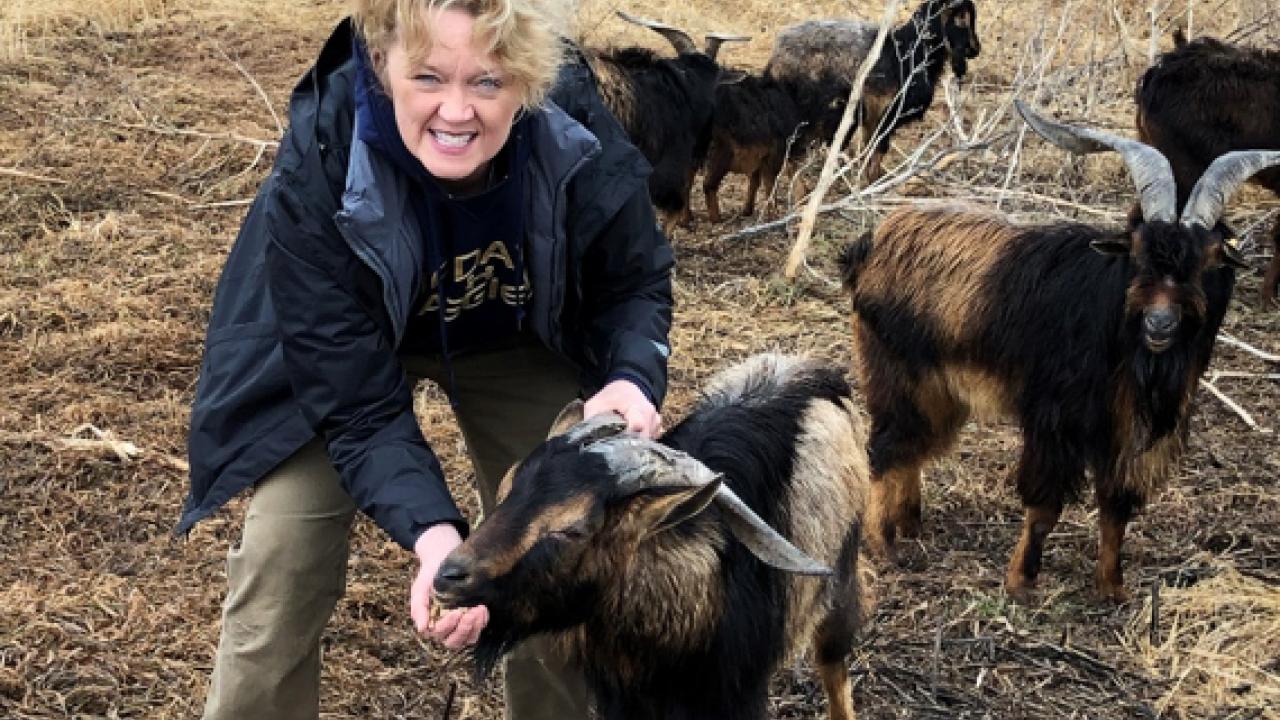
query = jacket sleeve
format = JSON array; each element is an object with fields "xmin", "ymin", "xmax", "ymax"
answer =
[
  {"xmin": 263, "ymin": 178, "xmax": 466, "ymax": 549},
  {"xmin": 578, "ymin": 185, "xmax": 675, "ymax": 407}
]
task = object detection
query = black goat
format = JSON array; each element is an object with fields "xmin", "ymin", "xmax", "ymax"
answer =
[
  {"xmin": 840, "ymin": 100, "xmax": 1280, "ymax": 602},
  {"xmin": 434, "ymin": 353, "xmax": 872, "ymax": 720},
  {"xmin": 580, "ymin": 12, "xmax": 747, "ymax": 230},
  {"xmin": 1136, "ymin": 30, "xmax": 1280, "ymax": 306},
  {"xmin": 765, "ymin": 0, "xmax": 981, "ymax": 181},
  {"xmin": 702, "ymin": 70, "xmax": 804, "ymax": 223}
]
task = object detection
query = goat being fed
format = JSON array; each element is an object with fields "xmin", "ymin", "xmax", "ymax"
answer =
[
  {"xmin": 433, "ymin": 353, "xmax": 873, "ymax": 720},
  {"xmin": 840, "ymin": 100, "xmax": 1280, "ymax": 602}
]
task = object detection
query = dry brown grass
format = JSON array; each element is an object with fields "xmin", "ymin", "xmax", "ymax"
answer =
[
  {"xmin": 1122, "ymin": 557, "xmax": 1280, "ymax": 719},
  {"xmin": 2, "ymin": 0, "xmax": 1279, "ymax": 718}
]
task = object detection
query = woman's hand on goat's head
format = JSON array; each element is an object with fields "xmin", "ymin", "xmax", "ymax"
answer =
[{"xmin": 584, "ymin": 379, "xmax": 662, "ymax": 438}]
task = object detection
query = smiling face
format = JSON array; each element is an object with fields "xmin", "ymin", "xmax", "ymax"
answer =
[{"xmin": 380, "ymin": 8, "xmax": 523, "ymax": 192}]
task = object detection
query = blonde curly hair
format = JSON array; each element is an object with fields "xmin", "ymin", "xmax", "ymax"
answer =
[{"xmin": 352, "ymin": 0, "xmax": 570, "ymax": 109}]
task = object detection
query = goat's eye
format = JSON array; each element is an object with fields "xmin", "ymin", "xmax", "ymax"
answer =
[{"xmin": 549, "ymin": 525, "xmax": 587, "ymax": 542}]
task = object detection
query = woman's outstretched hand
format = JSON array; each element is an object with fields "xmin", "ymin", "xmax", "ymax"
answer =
[{"xmin": 411, "ymin": 524, "xmax": 489, "ymax": 649}]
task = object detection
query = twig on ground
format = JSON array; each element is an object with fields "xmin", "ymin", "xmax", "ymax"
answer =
[
  {"xmin": 1201, "ymin": 380, "xmax": 1270, "ymax": 433},
  {"xmin": 0, "ymin": 424, "xmax": 189, "ymax": 469},
  {"xmin": 721, "ymin": 139, "xmax": 996, "ymax": 243},
  {"xmin": 1, "ymin": 166, "xmax": 70, "ymax": 185},
  {"xmin": 1217, "ymin": 333, "xmax": 1280, "ymax": 364},
  {"xmin": 217, "ymin": 44, "xmax": 284, "ymax": 135}
]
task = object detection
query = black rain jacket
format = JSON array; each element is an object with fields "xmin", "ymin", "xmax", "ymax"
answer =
[{"xmin": 177, "ymin": 20, "xmax": 673, "ymax": 548}]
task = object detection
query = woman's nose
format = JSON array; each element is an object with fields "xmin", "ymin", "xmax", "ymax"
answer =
[{"xmin": 438, "ymin": 86, "xmax": 475, "ymax": 123}]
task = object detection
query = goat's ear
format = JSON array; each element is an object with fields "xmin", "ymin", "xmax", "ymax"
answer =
[
  {"xmin": 547, "ymin": 400, "xmax": 585, "ymax": 439},
  {"xmin": 1207, "ymin": 238, "xmax": 1250, "ymax": 270},
  {"xmin": 1090, "ymin": 237, "xmax": 1132, "ymax": 257},
  {"xmin": 495, "ymin": 463, "xmax": 518, "ymax": 504},
  {"xmin": 632, "ymin": 477, "xmax": 723, "ymax": 536}
]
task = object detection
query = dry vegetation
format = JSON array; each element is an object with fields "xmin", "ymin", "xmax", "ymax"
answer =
[{"xmin": 2, "ymin": 0, "xmax": 1278, "ymax": 718}]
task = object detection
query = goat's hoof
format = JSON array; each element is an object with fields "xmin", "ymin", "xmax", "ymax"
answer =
[
  {"xmin": 895, "ymin": 513, "xmax": 923, "ymax": 539},
  {"xmin": 1094, "ymin": 580, "xmax": 1131, "ymax": 604},
  {"xmin": 1004, "ymin": 574, "xmax": 1038, "ymax": 603},
  {"xmin": 864, "ymin": 527, "xmax": 897, "ymax": 565}
]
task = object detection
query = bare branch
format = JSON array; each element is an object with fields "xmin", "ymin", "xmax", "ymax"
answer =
[{"xmin": 784, "ymin": 0, "xmax": 904, "ymax": 279}]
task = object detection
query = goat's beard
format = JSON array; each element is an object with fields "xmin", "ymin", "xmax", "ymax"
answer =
[
  {"xmin": 1124, "ymin": 326, "xmax": 1198, "ymax": 447},
  {"xmin": 471, "ymin": 627, "xmax": 521, "ymax": 681}
]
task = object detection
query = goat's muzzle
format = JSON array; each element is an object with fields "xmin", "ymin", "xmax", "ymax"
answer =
[
  {"xmin": 1142, "ymin": 306, "xmax": 1181, "ymax": 353},
  {"xmin": 433, "ymin": 557, "xmax": 483, "ymax": 610}
]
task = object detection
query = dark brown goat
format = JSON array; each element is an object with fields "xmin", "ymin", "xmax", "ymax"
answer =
[
  {"xmin": 433, "ymin": 353, "xmax": 872, "ymax": 720},
  {"xmin": 765, "ymin": 0, "xmax": 981, "ymax": 181},
  {"xmin": 579, "ymin": 12, "xmax": 748, "ymax": 230},
  {"xmin": 840, "ymin": 101, "xmax": 1280, "ymax": 602},
  {"xmin": 702, "ymin": 70, "xmax": 803, "ymax": 223},
  {"xmin": 1136, "ymin": 30, "xmax": 1280, "ymax": 306}
]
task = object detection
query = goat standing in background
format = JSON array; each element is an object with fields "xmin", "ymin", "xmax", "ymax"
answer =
[
  {"xmin": 702, "ymin": 68, "xmax": 803, "ymax": 223},
  {"xmin": 1136, "ymin": 30, "xmax": 1280, "ymax": 306},
  {"xmin": 433, "ymin": 354, "xmax": 872, "ymax": 720},
  {"xmin": 765, "ymin": 0, "xmax": 980, "ymax": 181},
  {"xmin": 841, "ymin": 100, "xmax": 1280, "ymax": 602},
  {"xmin": 578, "ymin": 12, "xmax": 748, "ymax": 230}
]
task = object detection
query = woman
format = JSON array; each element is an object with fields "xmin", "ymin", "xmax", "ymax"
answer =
[{"xmin": 177, "ymin": 0, "xmax": 673, "ymax": 717}]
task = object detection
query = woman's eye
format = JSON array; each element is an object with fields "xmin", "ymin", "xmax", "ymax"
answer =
[
  {"xmin": 414, "ymin": 73, "xmax": 441, "ymax": 85},
  {"xmin": 476, "ymin": 76, "xmax": 503, "ymax": 91}
]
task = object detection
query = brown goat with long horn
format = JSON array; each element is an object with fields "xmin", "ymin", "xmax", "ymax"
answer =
[
  {"xmin": 433, "ymin": 353, "xmax": 873, "ymax": 720},
  {"xmin": 841, "ymin": 100, "xmax": 1280, "ymax": 602}
]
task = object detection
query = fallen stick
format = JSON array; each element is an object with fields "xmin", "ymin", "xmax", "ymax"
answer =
[
  {"xmin": 1201, "ymin": 381, "xmax": 1271, "ymax": 433},
  {"xmin": 1217, "ymin": 333, "xmax": 1280, "ymax": 364}
]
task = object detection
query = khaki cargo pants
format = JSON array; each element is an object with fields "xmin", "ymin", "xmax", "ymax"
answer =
[{"xmin": 202, "ymin": 343, "xmax": 592, "ymax": 720}]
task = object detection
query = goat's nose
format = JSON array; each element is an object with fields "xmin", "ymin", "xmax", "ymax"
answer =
[
  {"xmin": 1144, "ymin": 309, "xmax": 1179, "ymax": 337},
  {"xmin": 433, "ymin": 558, "xmax": 472, "ymax": 593}
]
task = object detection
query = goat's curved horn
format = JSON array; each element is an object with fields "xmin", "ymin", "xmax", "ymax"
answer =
[
  {"xmin": 1014, "ymin": 100, "xmax": 1177, "ymax": 223},
  {"xmin": 616, "ymin": 11, "xmax": 698, "ymax": 55},
  {"xmin": 562, "ymin": 411, "xmax": 628, "ymax": 445},
  {"xmin": 703, "ymin": 33, "xmax": 750, "ymax": 62},
  {"xmin": 711, "ymin": 485, "xmax": 833, "ymax": 575},
  {"xmin": 1181, "ymin": 151, "xmax": 1280, "ymax": 230},
  {"xmin": 588, "ymin": 438, "xmax": 833, "ymax": 576}
]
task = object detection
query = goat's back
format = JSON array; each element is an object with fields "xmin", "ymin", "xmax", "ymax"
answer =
[
  {"xmin": 765, "ymin": 20, "xmax": 879, "ymax": 86},
  {"xmin": 663, "ymin": 354, "xmax": 870, "ymax": 656},
  {"xmin": 1136, "ymin": 36, "xmax": 1280, "ymax": 195},
  {"xmin": 841, "ymin": 206, "xmax": 1146, "ymax": 423}
]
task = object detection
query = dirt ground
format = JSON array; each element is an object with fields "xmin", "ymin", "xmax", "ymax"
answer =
[{"xmin": 1, "ymin": 0, "xmax": 1277, "ymax": 718}]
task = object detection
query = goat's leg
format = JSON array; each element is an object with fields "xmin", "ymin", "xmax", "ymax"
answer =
[
  {"xmin": 742, "ymin": 170, "xmax": 762, "ymax": 217},
  {"xmin": 866, "ymin": 462, "xmax": 925, "ymax": 560},
  {"xmin": 677, "ymin": 167, "xmax": 697, "ymax": 228},
  {"xmin": 891, "ymin": 464, "xmax": 924, "ymax": 539},
  {"xmin": 1095, "ymin": 487, "xmax": 1142, "ymax": 603},
  {"xmin": 1262, "ymin": 214, "xmax": 1280, "ymax": 307},
  {"xmin": 858, "ymin": 92, "xmax": 891, "ymax": 183},
  {"xmin": 758, "ymin": 153, "xmax": 786, "ymax": 219},
  {"xmin": 702, "ymin": 142, "xmax": 732, "ymax": 224},
  {"xmin": 1006, "ymin": 437, "xmax": 1080, "ymax": 598},
  {"xmin": 812, "ymin": 546, "xmax": 867, "ymax": 720},
  {"xmin": 1005, "ymin": 504, "xmax": 1062, "ymax": 599}
]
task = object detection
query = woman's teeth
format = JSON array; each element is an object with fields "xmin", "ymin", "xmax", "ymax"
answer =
[{"xmin": 433, "ymin": 131, "xmax": 474, "ymax": 148}]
